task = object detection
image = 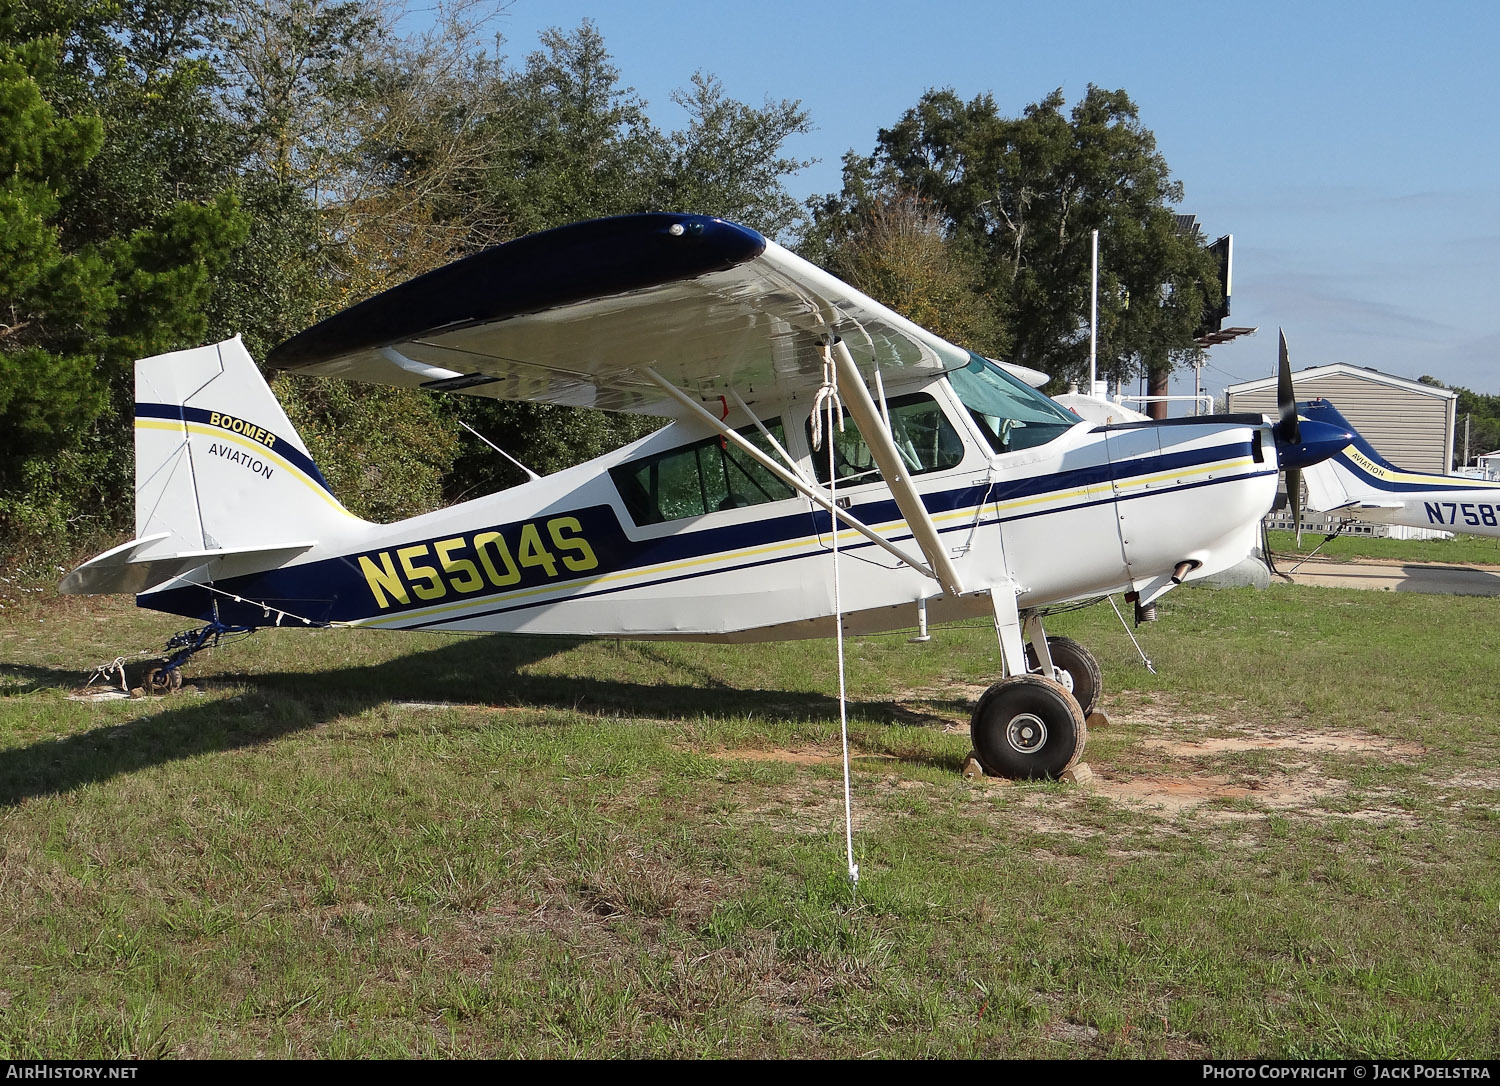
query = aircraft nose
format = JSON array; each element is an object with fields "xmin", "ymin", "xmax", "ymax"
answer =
[{"xmin": 1276, "ymin": 418, "xmax": 1354, "ymax": 471}]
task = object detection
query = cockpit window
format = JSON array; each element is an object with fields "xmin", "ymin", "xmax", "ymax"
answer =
[
  {"xmin": 806, "ymin": 393, "xmax": 965, "ymax": 486},
  {"xmin": 611, "ymin": 421, "xmax": 796, "ymax": 526},
  {"xmin": 948, "ymin": 353, "xmax": 1078, "ymax": 454}
]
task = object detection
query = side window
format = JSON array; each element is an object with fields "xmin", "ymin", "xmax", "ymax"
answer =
[
  {"xmin": 806, "ymin": 393, "xmax": 965, "ymax": 485},
  {"xmin": 611, "ymin": 421, "xmax": 796, "ymax": 526}
]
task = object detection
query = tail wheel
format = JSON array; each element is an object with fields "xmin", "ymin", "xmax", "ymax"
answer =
[
  {"xmin": 1023, "ymin": 635, "xmax": 1102, "ymax": 718},
  {"xmin": 142, "ymin": 665, "xmax": 182, "ymax": 695},
  {"xmin": 970, "ymin": 675, "xmax": 1087, "ymax": 781}
]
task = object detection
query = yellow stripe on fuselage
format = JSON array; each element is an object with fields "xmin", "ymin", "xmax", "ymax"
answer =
[
  {"xmin": 1342, "ymin": 444, "xmax": 1494, "ymax": 490},
  {"xmin": 355, "ymin": 450, "xmax": 1260, "ymax": 629}
]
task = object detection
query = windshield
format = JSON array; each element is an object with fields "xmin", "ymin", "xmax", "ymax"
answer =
[{"xmin": 948, "ymin": 354, "xmax": 1078, "ymax": 454}]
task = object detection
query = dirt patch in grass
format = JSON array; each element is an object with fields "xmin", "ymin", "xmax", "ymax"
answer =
[
  {"xmin": 696, "ymin": 692, "xmax": 1426, "ymax": 829},
  {"xmin": 875, "ymin": 685, "xmax": 1428, "ymax": 823},
  {"xmin": 1142, "ymin": 733, "xmax": 1422, "ymax": 757},
  {"xmin": 1085, "ymin": 695, "xmax": 1422, "ymax": 820},
  {"xmin": 1092, "ymin": 770, "xmax": 1347, "ymax": 817}
]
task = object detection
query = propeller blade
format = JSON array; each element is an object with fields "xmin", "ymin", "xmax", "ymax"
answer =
[
  {"xmin": 1289, "ymin": 466, "xmax": 1303, "ymax": 547},
  {"xmin": 1275, "ymin": 329, "xmax": 1299, "ymax": 445}
]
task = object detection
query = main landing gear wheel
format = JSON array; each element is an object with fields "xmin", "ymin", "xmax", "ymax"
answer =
[
  {"xmin": 970, "ymin": 674, "xmax": 1087, "ymax": 781},
  {"xmin": 1023, "ymin": 635, "xmax": 1102, "ymax": 718},
  {"xmin": 142, "ymin": 664, "xmax": 182, "ymax": 695}
]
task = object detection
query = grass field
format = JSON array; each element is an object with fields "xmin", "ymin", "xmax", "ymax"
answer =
[
  {"xmin": 1, "ymin": 577, "xmax": 1497, "ymax": 1058},
  {"xmin": 1267, "ymin": 528, "xmax": 1500, "ymax": 567}
]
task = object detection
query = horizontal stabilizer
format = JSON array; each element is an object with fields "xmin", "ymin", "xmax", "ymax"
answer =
[{"xmin": 60, "ymin": 536, "xmax": 315, "ymax": 596}]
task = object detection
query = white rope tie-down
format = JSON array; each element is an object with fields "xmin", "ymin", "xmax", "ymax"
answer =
[{"xmin": 810, "ymin": 345, "xmax": 859, "ymax": 891}]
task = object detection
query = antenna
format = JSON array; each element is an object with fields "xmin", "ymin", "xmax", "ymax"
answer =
[
  {"xmin": 1089, "ymin": 229, "xmax": 1100, "ymax": 396},
  {"xmin": 458, "ymin": 420, "xmax": 541, "ymax": 482}
]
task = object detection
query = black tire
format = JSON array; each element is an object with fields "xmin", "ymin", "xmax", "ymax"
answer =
[
  {"xmin": 1024, "ymin": 635, "xmax": 1102, "ymax": 718},
  {"xmin": 143, "ymin": 665, "xmax": 182, "ymax": 695},
  {"xmin": 970, "ymin": 675, "xmax": 1087, "ymax": 780}
]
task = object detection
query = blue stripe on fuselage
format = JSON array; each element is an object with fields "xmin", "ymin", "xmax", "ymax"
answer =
[{"xmin": 138, "ymin": 436, "xmax": 1263, "ymax": 627}]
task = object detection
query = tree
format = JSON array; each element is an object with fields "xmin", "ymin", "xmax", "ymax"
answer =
[
  {"xmin": 215, "ymin": 1, "xmax": 491, "ymax": 520},
  {"xmin": 808, "ymin": 86, "xmax": 1220, "ymax": 404},
  {"xmin": 0, "ymin": 25, "xmax": 247, "ymax": 560},
  {"xmin": 0, "ymin": 10, "xmax": 823, "ymax": 557},
  {"xmin": 422, "ymin": 22, "xmax": 816, "ymax": 499},
  {"xmin": 814, "ymin": 188, "xmax": 1005, "ymax": 356},
  {"xmin": 1419, "ymin": 376, "xmax": 1500, "ymax": 469},
  {"xmin": 481, "ymin": 21, "xmax": 664, "ymax": 240},
  {"xmin": 658, "ymin": 71, "xmax": 812, "ymax": 238}
]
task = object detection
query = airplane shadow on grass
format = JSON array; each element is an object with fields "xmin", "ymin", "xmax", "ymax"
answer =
[{"xmin": 0, "ymin": 634, "xmax": 972, "ymax": 806}]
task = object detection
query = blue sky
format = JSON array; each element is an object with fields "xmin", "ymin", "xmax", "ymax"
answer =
[{"xmin": 484, "ymin": 0, "xmax": 1500, "ymax": 404}]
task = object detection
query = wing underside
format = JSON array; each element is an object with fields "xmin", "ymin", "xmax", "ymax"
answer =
[{"xmin": 267, "ymin": 214, "xmax": 973, "ymax": 415}]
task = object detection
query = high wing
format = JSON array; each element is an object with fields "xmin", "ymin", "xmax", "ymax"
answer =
[{"xmin": 267, "ymin": 214, "xmax": 1036, "ymax": 413}]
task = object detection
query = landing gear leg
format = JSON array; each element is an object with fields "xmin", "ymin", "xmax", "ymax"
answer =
[
  {"xmin": 135, "ymin": 618, "xmax": 253, "ymax": 695},
  {"xmin": 972, "ymin": 591, "xmax": 1091, "ymax": 780}
]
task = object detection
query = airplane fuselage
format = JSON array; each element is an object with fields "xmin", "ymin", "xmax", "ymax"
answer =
[{"xmin": 138, "ymin": 366, "xmax": 1279, "ymax": 642}]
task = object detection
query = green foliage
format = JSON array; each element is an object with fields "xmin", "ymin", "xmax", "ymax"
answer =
[
  {"xmin": 806, "ymin": 86, "xmax": 1219, "ymax": 387},
  {"xmin": 404, "ymin": 21, "xmax": 813, "ymax": 495},
  {"xmin": 271, "ymin": 375, "xmax": 458, "ymax": 522},
  {"xmin": 483, "ymin": 22, "xmax": 666, "ymax": 237},
  {"xmin": 0, "ymin": 26, "xmax": 248, "ymax": 562},
  {"xmin": 216, "ymin": 0, "xmax": 378, "ymax": 184},
  {"xmin": 1418, "ymin": 375, "xmax": 1500, "ymax": 467},
  {"xmin": 0, "ymin": 8, "xmax": 828, "ymax": 558},
  {"xmin": 476, "ymin": 22, "xmax": 812, "ymax": 240},
  {"xmin": 659, "ymin": 71, "xmax": 812, "ymax": 238},
  {"xmin": 804, "ymin": 184, "xmax": 1006, "ymax": 357}
]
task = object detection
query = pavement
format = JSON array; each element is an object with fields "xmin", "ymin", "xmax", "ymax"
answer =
[{"xmin": 1274, "ymin": 557, "xmax": 1500, "ymax": 596}]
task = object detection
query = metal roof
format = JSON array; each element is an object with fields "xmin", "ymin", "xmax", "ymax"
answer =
[{"xmin": 1225, "ymin": 362, "xmax": 1456, "ymax": 401}]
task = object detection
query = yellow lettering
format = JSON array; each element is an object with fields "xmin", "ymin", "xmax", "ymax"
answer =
[
  {"xmin": 203, "ymin": 411, "xmax": 277, "ymax": 449},
  {"xmin": 397, "ymin": 544, "xmax": 445, "ymax": 600},
  {"xmin": 517, "ymin": 522, "xmax": 558, "ymax": 578},
  {"xmin": 474, "ymin": 531, "xmax": 520, "ymax": 587},
  {"xmin": 434, "ymin": 536, "xmax": 483, "ymax": 593},
  {"xmin": 358, "ymin": 552, "xmax": 409, "ymax": 609},
  {"xmin": 547, "ymin": 517, "xmax": 598, "ymax": 573}
]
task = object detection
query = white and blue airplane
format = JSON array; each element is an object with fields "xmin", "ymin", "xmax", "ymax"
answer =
[
  {"xmin": 60, "ymin": 214, "xmax": 1350, "ymax": 779},
  {"xmin": 1300, "ymin": 399, "xmax": 1500, "ymax": 538}
]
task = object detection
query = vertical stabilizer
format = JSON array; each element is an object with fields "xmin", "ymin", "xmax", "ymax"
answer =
[
  {"xmin": 133, "ymin": 336, "xmax": 357, "ymax": 553},
  {"xmin": 1297, "ymin": 400, "xmax": 1375, "ymax": 512}
]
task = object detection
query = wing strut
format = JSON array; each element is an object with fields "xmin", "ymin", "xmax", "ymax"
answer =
[
  {"xmin": 828, "ymin": 340, "xmax": 966, "ymax": 597},
  {"xmin": 642, "ymin": 368, "xmax": 939, "ymax": 581}
]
